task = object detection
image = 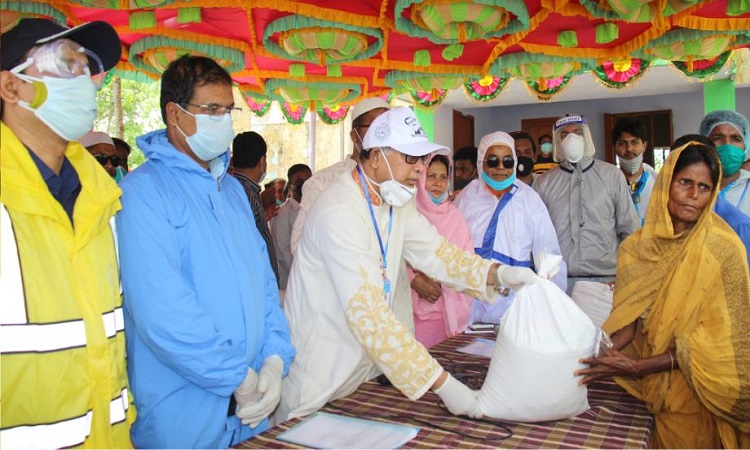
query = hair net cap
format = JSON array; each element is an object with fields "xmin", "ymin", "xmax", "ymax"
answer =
[{"xmin": 700, "ymin": 110, "xmax": 749, "ymax": 160}]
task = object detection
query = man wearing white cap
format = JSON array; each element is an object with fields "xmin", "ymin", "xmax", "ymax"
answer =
[
  {"xmin": 80, "ymin": 130, "xmax": 127, "ymax": 182},
  {"xmin": 290, "ymin": 96, "xmax": 390, "ymax": 255},
  {"xmin": 534, "ymin": 115, "xmax": 638, "ymax": 294},
  {"xmin": 277, "ymin": 107, "xmax": 538, "ymax": 422}
]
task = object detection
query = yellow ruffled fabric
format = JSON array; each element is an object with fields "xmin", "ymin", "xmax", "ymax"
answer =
[{"xmin": 604, "ymin": 142, "xmax": 750, "ymax": 448}]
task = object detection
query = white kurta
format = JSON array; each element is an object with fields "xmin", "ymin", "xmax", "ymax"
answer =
[
  {"xmin": 278, "ymin": 169, "xmax": 495, "ymax": 421},
  {"xmin": 455, "ymin": 180, "xmax": 567, "ymax": 323},
  {"xmin": 291, "ymin": 158, "xmax": 356, "ymax": 255}
]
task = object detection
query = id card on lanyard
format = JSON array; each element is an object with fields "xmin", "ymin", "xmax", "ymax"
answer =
[{"xmin": 356, "ymin": 165, "xmax": 394, "ymax": 306}]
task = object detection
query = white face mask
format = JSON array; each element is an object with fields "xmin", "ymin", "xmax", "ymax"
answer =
[
  {"xmin": 618, "ymin": 153, "xmax": 643, "ymax": 175},
  {"xmin": 562, "ymin": 133, "xmax": 585, "ymax": 164},
  {"xmin": 369, "ymin": 150, "xmax": 416, "ymax": 207},
  {"xmin": 176, "ymin": 105, "xmax": 234, "ymax": 162},
  {"xmin": 15, "ymin": 73, "xmax": 98, "ymax": 141}
]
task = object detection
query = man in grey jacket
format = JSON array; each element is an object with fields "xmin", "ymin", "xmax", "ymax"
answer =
[{"xmin": 533, "ymin": 115, "xmax": 639, "ymax": 294}]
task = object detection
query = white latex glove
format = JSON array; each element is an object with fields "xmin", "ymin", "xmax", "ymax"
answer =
[
  {"xmin": 433, "ymin": 373, "xmax": 482, "ymax": 418},
  {"xmin": 233, "ymin": 368, "xmax": 260, "ymax": 407},
  {"xmin": 496, "ymin": 265, "xmax": 538, "ymax": 290},
  {"xmin": 236, "ymin": 355, "xmax": 284, "ymax": 427}
]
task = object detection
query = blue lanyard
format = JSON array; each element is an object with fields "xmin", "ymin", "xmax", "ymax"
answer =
[
  {"xmin": 630, "ymin": 170, "xmax": 648, "ymax": 219},
  {"xmin": 356, "ymin": 165, "xmax": 393, "ymax": 303}
]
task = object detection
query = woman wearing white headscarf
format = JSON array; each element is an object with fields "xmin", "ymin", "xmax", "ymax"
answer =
[{"xmin": 455, "ymin": 131, "xmax": 567, "ymax": 324}]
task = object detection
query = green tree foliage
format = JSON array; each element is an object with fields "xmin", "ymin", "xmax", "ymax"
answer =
[{"xmin": 95, "ymin": 77, "xmax": 163, "ymax": 169}]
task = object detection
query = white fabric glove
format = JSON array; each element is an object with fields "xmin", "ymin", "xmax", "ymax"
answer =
[
  {"xmin": 433, "ymin": 373, "xmax": 482, "ymax": 418},
  {"xmin": 233, "ymin": 368, "xmax": 260, "ymax": 407},
  {"xmin": 236, "ymin": 355, "xmax": 284, "ymax": 427},
  {"xmin": 497, "ymin": 265, "xmax": 538, "ymax": 290}
]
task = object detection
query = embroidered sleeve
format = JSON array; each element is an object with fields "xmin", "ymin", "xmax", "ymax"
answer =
[
  {"xmin": 402, "ymin": 205, "xmax": 498, "ymax": 302},
  {"xmin": 345, "ymin": 268, "xmax": 443, "ymax": 400},
  {"xmin": 315, "ymin": 201, "xmax": 443, "ymax": 400}
]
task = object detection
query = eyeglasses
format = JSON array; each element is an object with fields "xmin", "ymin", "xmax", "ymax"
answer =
[
  {"xmin": 179, "ymin": 102, "xmax": 243, "ymax": 119},
  {"xmin": 11, "ymin": 39, "xmax": 106, "ymax": 88},
  {"xmin": 92, "ymin": 154, "xmax": 121, "ymax": 166},
  {"xmin": 404, "ymin": 153, "xmax": 431, "ymax": 165},
  {"xmin": 484, "ymin": 155, "xmax": 515, "ymax": 169}
]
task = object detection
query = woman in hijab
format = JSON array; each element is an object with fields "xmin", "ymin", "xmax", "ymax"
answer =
[
  {"xmin": 577, "ymin": 142, "xmax": 750, "ymax": 448},
  {"xmin": 455, "ymin": 131, "xmax": 566, "ymax": 324},
  {"xmin": 408, "ymin": 154, "xmax": 474, "ymax": 347}
]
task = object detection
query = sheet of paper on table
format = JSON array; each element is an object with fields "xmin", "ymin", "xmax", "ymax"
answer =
[
  {"xmin": 277, "ymin": 412, "xmax": 419, "ymax": 449},
  {"xmin": 456, "ymin": 337, "xmax": 495, "ymax": 358}
]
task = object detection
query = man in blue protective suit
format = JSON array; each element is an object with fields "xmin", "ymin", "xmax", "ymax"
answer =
[{"xmin": 115, "ymin": 55, "xmax": 295, "ymax": 448}]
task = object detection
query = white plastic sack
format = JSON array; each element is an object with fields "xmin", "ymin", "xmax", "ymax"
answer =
[
  {"xmin": 478, "ymin": 256, "xmax": 597, "ymax": 422},
  {"xmin": 571, "ymin": 281, "xmax": 614, "ymax": 329}
]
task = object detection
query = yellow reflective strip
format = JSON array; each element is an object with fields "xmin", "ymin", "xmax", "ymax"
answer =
[
  {"xmin": 0, "ymin": 320, "xmax": 87, "ymax": 353},
  {"xmin": 0, "ymin": 411, "xmax": 92, "ymax": 449},
  {"xmin": 0, "ymin": 204, "xmax": 27, "ymax": 325},
  {"xmin": 109, "ymin": 388, "xmax": 129, "ymax": 425}
]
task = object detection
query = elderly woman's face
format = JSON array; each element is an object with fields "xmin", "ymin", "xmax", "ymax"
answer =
[
  {"xmin": 667, "ymin": 161, "xmax": 713, "ymax": 234},
  {"xmin": 483, "ymin": 145, "xmax": 513, "ymax": 182}
]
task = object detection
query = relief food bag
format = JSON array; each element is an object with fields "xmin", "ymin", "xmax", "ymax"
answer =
[{"xmin": 478, "ymin": 256, "xmax": 597, "ymax": 422}]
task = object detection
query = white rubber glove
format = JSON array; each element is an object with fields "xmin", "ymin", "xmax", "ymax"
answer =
[
  {"xmin": 233, "ymin": 368, "xmax": 260, "ymax": 407},
  {"xmin": 496, "ymin": 265, "xmax": 538, "ymax": 290},
  {"xmin": 236, "ymin": 355, "xmax": 284, "ymax": 427},
  {"xmin": 433, "ymin": 373, "xmax": 482, "ymax": 418}
]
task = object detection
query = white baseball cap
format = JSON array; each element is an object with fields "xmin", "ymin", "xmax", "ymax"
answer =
[
  {"xmin": 351, "ymin": 97, "xmax": 390, "ymax": 122},
  {"xmin": 79, "ymin": 131, "xmax": 114, "ymax": 148},
  {"xmin": 362, "ymin": 107, "xmax": 449, "ymax": 156}
]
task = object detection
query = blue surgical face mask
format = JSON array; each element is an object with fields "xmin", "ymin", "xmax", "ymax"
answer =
[
  {"xmin": 716, "ymin": 143, "xmax": 746, "ymax": 177},
  {"xmin": 430, "ymin": 191, "xmax": 447, "ymax": 205},
  {"xmin": 540, "ymin": 142, "xmax": 553, "ymax": 155},
  {"xmin": 14, "ymin": 73, "xmax": 98, "ymax": 142},
  {"xmin": 176, "ymin": 105, "xmax": 235, "ymax": 162},
  {"xmin": 482, "ymin": 170, "xmax": 515, "ymax": 191}
]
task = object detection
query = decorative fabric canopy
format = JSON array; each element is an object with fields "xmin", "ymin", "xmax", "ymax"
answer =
[{"xmin": 3, "ymin": 0, "xmax": 748, "ymax": 120}]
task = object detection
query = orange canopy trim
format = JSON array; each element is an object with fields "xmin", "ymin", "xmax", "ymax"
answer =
[{"xmin": 1, "ymin": 0, "xmax": 748, "ymax": 120}]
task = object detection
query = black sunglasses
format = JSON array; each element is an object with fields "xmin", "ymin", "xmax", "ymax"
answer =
[
  {"xmin": 93, "ymin": 154, "xmax": 122, "ymax": 166},
  {"xmin": 484, "ymin": 155, "xmax": 514, "ymax": 169},
  {"xmin": 403, "ymin": 153, "xmax": 431, "ymax": 165}
]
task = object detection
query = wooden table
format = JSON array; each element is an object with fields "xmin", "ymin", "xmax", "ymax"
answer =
[{"xmin": 237, "ymin": 334, "xmax": 654, "ymax": 449}]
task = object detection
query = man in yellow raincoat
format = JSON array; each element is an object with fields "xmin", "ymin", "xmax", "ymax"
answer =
[{"xmin": 0, "ymin": 18, "xmax": 135, "ymax": 448}]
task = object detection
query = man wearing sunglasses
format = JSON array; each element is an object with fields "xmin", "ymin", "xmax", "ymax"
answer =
[
  {"xmin": 114, "ymin": 55, "xmax": 294, "ymax": 448},
  {"xmin": 278, "ymin": 107, "xmax": 538, "ymax": 423},
  {"xmin": 80, "ymin": 130, "xmax": 127, "ymax": 182},
  {"xmin": 533, "ymin": 115, "xmax": 638, "ymax": 294},
  {"xmin": 290, "ymin": 96, "xmax": 390, "ymax": 255},
  {"xmin": 0, "ymin": 18, "xmax": 134, "ymax": 448}
]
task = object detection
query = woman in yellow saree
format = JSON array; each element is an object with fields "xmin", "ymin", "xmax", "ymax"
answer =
[{"xmin": 577, "ymin": 142, "xmax": 750, "ymax": 448}]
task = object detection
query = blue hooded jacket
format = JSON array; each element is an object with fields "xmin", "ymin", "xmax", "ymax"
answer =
[{"xmin": 116, "ymin": 129, "xmax": 294, "ymax": 448}]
